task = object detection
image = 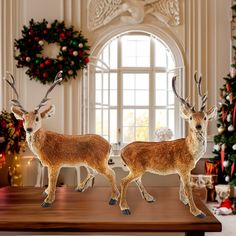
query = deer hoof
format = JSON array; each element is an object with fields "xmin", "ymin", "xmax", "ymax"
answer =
[
  {"xmin": 41, "ymin": 202, "xmax": 52, "ymax": 208},
  {"xmin": 146, "ymin": 197, "xmax": 156, "ymax": 203},
  {"xmin": 196, "ymin": 212, "xmax": 206, "ymax": 218},
  {"xmin": 42, "ymin": 191, "xmax": 48, "ymax": 197},
  {"xmin": 121, "ymin": 209, "xmax": 131, "ymax": 215},
  {"xmin": 75, "ymin": 187, "xmax": 84, "ymax": 192},
  {"xmin": 109, "ymin": 198, "xmax": 118, "ymax": 205},
  {"xmin": 91, "ymin": 177, "xmax": 95, "ymax": 187}
]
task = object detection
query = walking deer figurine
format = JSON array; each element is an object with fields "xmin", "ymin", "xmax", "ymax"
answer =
[
  {"xmin": 119, "ymin": 73, "xmax": 217, "ymax": 217},
  {"xmin": 6, "ymin": 71, "xmax": 119, "ymax": 207}
]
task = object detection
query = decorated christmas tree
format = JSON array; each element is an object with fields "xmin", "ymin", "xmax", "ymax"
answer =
[
  {"xmin": 212, "ymin": 69, "xmax": 236, "ymax": 185},
  {"xmin": 211, "ymin": 3, "xmax": 236, "ymax": 186}
]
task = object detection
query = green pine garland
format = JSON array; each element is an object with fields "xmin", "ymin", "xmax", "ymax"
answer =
[{"xmin": 14, "ymin": 19, "xmax": 90, "ymax": 84}]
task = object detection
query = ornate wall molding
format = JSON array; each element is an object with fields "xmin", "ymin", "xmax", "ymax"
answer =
[{"xmin": 87, "ymin": 0, "xmax": 180, "ymax": 31}]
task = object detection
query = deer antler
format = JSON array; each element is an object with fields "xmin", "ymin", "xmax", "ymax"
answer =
[
  {"xmin": 34, "ymin": 71, "xmax": 63, "ymax": 113},
  {"xmin": 194, "ymin": 72, "xmax": 207, "ymax": 111},
  {"xmin": 5, "ymin": 72, "xmax": 27, "ymax": 113},
  {"xmin": 172, "ymin": 76, "xmax": 195, "ymax": 111}
]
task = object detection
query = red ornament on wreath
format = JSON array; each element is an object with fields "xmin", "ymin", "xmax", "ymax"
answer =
[{"xmin": 14, "ymin": 19, "xmax": 90, "ymax": 84}]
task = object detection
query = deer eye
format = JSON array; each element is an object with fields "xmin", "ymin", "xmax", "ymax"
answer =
[
  {"xmin": 35, "ymin": 117, "xmax": 39, "ymax": 122},
  {"xmin": 190, "ymin": 116, "xmax": 193, "ymax": 120}
]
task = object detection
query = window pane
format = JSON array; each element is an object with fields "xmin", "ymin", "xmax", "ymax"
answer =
[
  {"xmin": 103, "ymin": 90, "xmax": 108, "ymax": 105},
  {"xmin": 168, "ymin": 72, "xmax": 175, "ymax": 90},
  {"xmin": 96, "ymin": 74, "xmax": 102, "ymax": 89},
  {"xmin": 123, "ymin": 74, "xmax": 135, "ymax": 89},
  {"xmin": 136, "ymin": 127, "xmax": 148, "ymax": 141},
  {"xmin": 123, "ymin": 109, "xmax": 134, "ymax": 126},
  {"xmin": 168, "ymin": 109, "xmax": 175, "ymax": 135},
  {"xmin": 122, "ymin": 35, "xmax": 150, "ymax": 67},
  {"xmin": 156, "ymin": 73, "xmax": 167, "ymax": 90},
  {"xmin": 110, "ymin": 73, "xmax": 117, "ymax": 89},
  {"xmin": 136, "ymin": 90, "xmax": 149, "ymax": 105},
  {"xmin": 155, "ymin": 40, "xmax": 167, "ymax": 67},
  {"xmin": 123, "ymin": 127, "xmax": 134, "ymax": 143},
  {"xmin": 110, "ymin": 90, "xmax": 117, "ymax": 106},
  {"xmin": 167, "ymin": 50, "xmax": 175, "ymax": 69},
  {"xmin": 155, "ymin": 109, "xmax": 167, "ymax": 128},
  {"xmin": 168, "ymin": 91, "xmax": 174, "ymax": 105},
  {"xmin": 110, "ymin": 39, "xmax": 118, "ymax": 69},
  {"xmin": 135, "ymin": 74, "xmax": 149, "ymax": 89},
  {"xmin": 96, "ymin": 109, "xmax": 102, "ymax": 134},
  {"xmin": 123, "ymin": 90, "xmax": 135, "ymax": 105},
  {"xmin": 156, "ymin": 91, "xmax": 167, "ymax": 106},
  {"xmin": 103, "ymin": 73, "xmax": 108, "ymax": 90},
  {"xmin": 110, "ymin": 110, "xmax": 117, "ymax": 143},
  {"xmin": 136, "ymin": 109, "xmax": 148, "ymax": 126},
  {"xmin": 103, "ymin": 109, "xmax": 108, "ymax": 136}
]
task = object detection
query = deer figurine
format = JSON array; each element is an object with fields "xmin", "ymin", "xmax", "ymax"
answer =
[
  {"xmin": 6, "ymin": 71, "xmax": 120, "ymax": 207},
  {"xmin": 119, "ymin": 73, "xmax": 217, "ymax": 217}
]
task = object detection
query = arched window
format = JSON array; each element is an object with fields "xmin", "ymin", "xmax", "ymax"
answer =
[{"xmin": 88, "ymin": 31, "xmax": 184, "ymax": 145}]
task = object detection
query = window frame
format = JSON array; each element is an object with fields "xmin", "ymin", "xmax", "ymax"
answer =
[{"xmin": 88, "ymin": 30, "xmax": 185, "ymax": 144}]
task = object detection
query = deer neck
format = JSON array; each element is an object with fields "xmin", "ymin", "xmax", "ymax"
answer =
[
  {"xmin": 26, "ymin": 129, "xmax": 44, "ymax": 156},
  {"xmin": 186, "ymin": 128, "xmax": 207, "ymax": 161}
]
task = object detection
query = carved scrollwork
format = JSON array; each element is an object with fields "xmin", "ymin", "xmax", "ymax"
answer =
[{"xmin": 87, "ymin": 0, "xmax": 181, "ymax": 31}]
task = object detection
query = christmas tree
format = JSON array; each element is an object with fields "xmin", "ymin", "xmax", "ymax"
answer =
[{"xmin": 211, "ymin": 3, "xmax": 236, "ymax": 186}]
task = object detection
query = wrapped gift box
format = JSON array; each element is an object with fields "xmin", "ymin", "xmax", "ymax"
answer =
[{"xmin": 190, "ymin": 174, "xmax": 218, "ymax": 202}]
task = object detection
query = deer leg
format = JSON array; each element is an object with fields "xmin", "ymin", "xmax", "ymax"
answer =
[
  {"xmin": 98, "ymin": 166, "xmax": 120, "ymax": 206},
  {"xmin": 120, "ymin": 171, "xmax": 141, "ymax": 215},
  {"xmin": 179, "ymin": 180, "xmax": 188, "ymax": 205},
  {"xmin": 135, "ymin": 177, "xmax": 155, "ymax": 203},
  {"xmin": 41, "ymin": 166, "xmax": 60, "ymax": 208},
  {"xmin": 180, "ymin": 173, "xmax": 206, "ymax": 218},
  {"xmin": 75, "ymin": 167, "xmax": 96, "ymax": 192}
]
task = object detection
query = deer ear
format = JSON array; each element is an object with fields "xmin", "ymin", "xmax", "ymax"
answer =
[
  {"xmin": 40, "ymin": 105, "xmax": 55, "ymax": 119},
  {"xmin": 207, "ymin": 106, "xmax": 217, "ymax": 120},
  {"xmin": 11, "ymin": 106, "xmax": 24, "ymax": 120},
  {"xmin": 179, "ymin": 105, "xmax": 191, "ymax": 119}
]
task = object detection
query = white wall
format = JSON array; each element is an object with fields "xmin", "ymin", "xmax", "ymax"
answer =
[{"xmin": 0, "ymin": 0, "xmax": 232, "ymax": 186}]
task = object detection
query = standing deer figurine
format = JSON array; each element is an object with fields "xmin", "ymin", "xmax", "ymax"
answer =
[
  {"xmin": 119, "ymin": 73, "xmax": 217, "ymax": 217},
  {"xmin": 6, "ymin": 71, "xmax": 120, "ymax": 207}
]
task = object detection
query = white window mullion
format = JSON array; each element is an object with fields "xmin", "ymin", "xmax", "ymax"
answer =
[
  {"xmin": 149, "ymin": 36, "xmax": 155, "ymax": 141},
  {"xmin": 117, "ymin": 36, "xmax": 123, "ymax": 146}
]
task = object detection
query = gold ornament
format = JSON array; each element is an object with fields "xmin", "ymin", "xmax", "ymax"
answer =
[{"xmin": 218, "ymin": 126, "xmax": 225, "ymax": 134}]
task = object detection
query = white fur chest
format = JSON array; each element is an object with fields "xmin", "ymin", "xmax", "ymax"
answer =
[{"xmin": 26, "ymin": 133, "xmax": 41, "ymax": 158}]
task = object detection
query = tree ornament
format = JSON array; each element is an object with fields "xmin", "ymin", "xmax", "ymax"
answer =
[
  {"xmin": 39, "ymin": 63, "xmax": 45, "ymax": 68},
  {"xmin": 14, "ymin": 19, "xmax": 90, "ymax": 84},
  {"xmin": 84, "ymin": 57, "xmax": 90, "ymax": 63},
  {"xmin": 227, "ymin": 114, "xmax": 232, "ymax": 122},
  {"xmin": 73, "ymin": 51, "xmax": 78, "ymax": 56},
  {"xmin": 26, "ymin": 57, "xmax": 31, "ymax": 62},
  {"xmin": 226, "ymin": 83, "xmax": 231, "ymax": 92},
  {"xmin": 225, "ymin": 175, "xmax": 230, "ymax": 182},
  {"xmin": 233, "ymin": 144, "xmax": 236, "ymax": 150},
  {"xmin": 218, "ymin": 126, "xmax": 225, "ymax": 134},
  {"xmin": 70, "ymin": 61, "xmax": 75, "ymax": 66},
  {"xmin": 62, "ymin": 46, "xmax": 67, "ymax": 51},
  {"xmin": 228, "ymin": 124, "xmax": 235, "ymax": 132},
  {"xmin": 38, "ymin": 40, "xmax": 44, "ymax": 46},
  {"xmin": 213, "ymin": 144, "xmax": 220, "ymax": 151},
  {"xmin": 68, "ymin": 70, "xmax": 73, "ymax": 75},
  {"xmin": 222, "ymin": 143, "xmax": 227, "ymax": 150},
  {"xmin": 78, "ymin": 43, "xmax": 83, "ymax": 48},
  {"xmin": 43, "ymin": 72, "xmax": 49, "ymax": 78},
  {"xmin": 45, "ymin": 59, "xmax": 52, "ymax": 66},
  {"xmin": 58, "ymin": 56, "xmax": 63, "ymax": 61},
  {"xmin": 223, "ymin": 160, "xmax": 230, "ymax": 167}
]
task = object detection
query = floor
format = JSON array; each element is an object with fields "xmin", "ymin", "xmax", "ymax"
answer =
[{"xmin": 206, "ymin": 203, "xmax": 236, "ymax": 236}]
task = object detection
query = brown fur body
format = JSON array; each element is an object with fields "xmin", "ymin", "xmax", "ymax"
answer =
[{"xmin": 30, "ymin": 131, "xmax": 110, "ymax": 168}]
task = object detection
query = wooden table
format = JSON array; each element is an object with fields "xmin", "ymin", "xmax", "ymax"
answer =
[{"xmin": 0, "ymin": 186, "xmax": 221, "ymax": 235}]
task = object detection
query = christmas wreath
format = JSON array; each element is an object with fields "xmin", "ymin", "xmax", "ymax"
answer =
[{"xmin": 14, "ymin": 19, "xmax": 90, "ymax": 84}]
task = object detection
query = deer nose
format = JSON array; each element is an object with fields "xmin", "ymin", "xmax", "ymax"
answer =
[
  {"xmin": 196, "ymin": 125, "xmax": 202, "ymax": 130},
  {"xmin": 26, "ymin": 128, "xmax": 33, "ymax": 133}
]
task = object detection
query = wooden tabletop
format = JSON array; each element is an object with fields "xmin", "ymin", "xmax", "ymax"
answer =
[{"xmin": 0, "ymin": 186, "xmax": 221, "ymax": 233}]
